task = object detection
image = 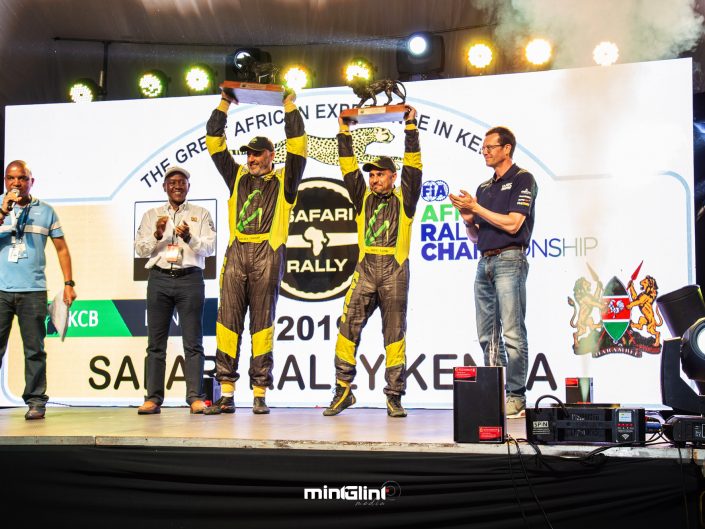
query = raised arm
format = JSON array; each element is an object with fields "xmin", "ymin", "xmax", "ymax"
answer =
[
  {"xmin": 205, "ymin": 95, "xmax": 241, "ymax": 195},
  {"xmin": 400, "ymin": 105, "xmax": 422, "ymax": 218},
  {"xmin": 337, "ymin": 114, "xmax": 366, "ymax": 212},
  {"xmin": 282, "ymin": 89, "xmax": 307, "ymax": 204}
]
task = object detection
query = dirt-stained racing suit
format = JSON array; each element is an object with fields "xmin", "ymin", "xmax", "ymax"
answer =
[
  {"xmin": 205, "ymin": 99, "xmax": 306, "ymax": 389},
  {"xmin": 333, "ymin": 119, "xmax": 422, "ymax": 395}
]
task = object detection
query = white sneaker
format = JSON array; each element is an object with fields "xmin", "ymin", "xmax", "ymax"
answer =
[{"xmin": 506, "ymin": 395, "xmax": 526, "ymax": 418}]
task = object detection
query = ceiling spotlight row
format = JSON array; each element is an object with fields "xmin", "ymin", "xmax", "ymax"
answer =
[
  {"xmin": 67, "ymin": 64, "xmax": 215, "ymax": 103},
  {"xmin": 467, "ymin": 39, "xmax": 620, "ymax": 70},
  {"xmin": 68, "ymin": 63, "xmax": 315, "ymax": 103},
  {"xmin": 66, "ymin": 35, "xmax": 622, "ymax": 103}
]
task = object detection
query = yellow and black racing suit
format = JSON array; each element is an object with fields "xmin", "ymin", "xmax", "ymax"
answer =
[
  {"xmin": 334, "ymin": 120, "xmax": 422, "ymax": 395},
  {"xmin": 205, "ymin": 99, "xmax": 306, "ymax": 389}
]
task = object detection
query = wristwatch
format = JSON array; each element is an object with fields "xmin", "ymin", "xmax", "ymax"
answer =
[{"xmin": 64, "ymin": 280, "xmax": 76, "ymax": 287}]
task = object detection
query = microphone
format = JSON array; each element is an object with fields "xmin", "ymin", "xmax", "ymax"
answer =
[{"xmin": 5, "ymin": 188, "xmax": 19, "ymax": 210}]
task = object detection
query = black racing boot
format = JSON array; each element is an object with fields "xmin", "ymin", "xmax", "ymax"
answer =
[
  {"xmin": 203, "ymin": 396, "xmax": 236, "ymax": 415},
  {"xmin": 386, "ymin": 394, "xmax": 407, "ymax": 418},
  {"xmin": 252, "ymin": 396, "xmax": 270, "ymax": 414},
  {"xmin": 323, "ymin": 384, "xmax": 356, "ymax": 416}
]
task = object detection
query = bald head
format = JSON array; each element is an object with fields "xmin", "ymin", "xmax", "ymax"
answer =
[
  {"xmin": 4, "ymin": 160, "xmax": 34, "ymax": 202},
  {"xmin": 5, "ymin": 160, "xmax": 32, "ymax": 177}
]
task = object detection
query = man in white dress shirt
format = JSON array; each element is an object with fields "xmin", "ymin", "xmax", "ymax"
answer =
[{"xmin": 134, "ymin": 166, "xmax": 216, "ymax": 414}]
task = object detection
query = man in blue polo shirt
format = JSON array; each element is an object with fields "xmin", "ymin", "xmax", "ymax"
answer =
[
  {"xmin": 0, "ymin": 160, "xmax": 76, "ymax": 420},
  {"xmin": 449, "ymin": 127, "xmax": 537, "ymax": 418}
]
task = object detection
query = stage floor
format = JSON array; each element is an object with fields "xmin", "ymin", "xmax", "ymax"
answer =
[{"xmin": 0, "ymin": 406, "xmax": 699, "ymax": 461}]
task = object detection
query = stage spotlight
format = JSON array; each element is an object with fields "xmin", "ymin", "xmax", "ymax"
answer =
[
  {"xmin": 681, "ymin": 318, "xmax": 705, "ymax": 384},
  {"xmin": 525, "ymin": 38, "xmax": 552, "ymax": 66},
  {"xmin": 226, "ymin": 47, "xmax": 272, "ymax": 82},
  {"xmin": 345, "ymin": 58, "xmax": 374, "ymax": 82},
  {"xmin": 283, "ymin": 65, "xmax": 310, "ymax": 91},
  {"xmin": 593, "ymin": 41, "xmax": 619, "ymax": 66},
  {"xmin": 657, "ymin": 285, "xmax": 705, "ymax": 419},
  {"xmin": 185, "ymin": 64, "xmax": 215, "ymax": 94},
  {"xmin": 68, "ymin": 78, "xmax": 100, "ymax": 103},
  {"xmin": 407, "ymin": 33, "xmax": 430, "ymax": 56},
  {"xmin": 138, "ymin": 70, "xmax": 169, "ymax": 98},
  {"xmin": 467, "ymin": 43, "xmax": 493, "ymax": 69},
  {"xmin": 398, "ymin": 33, "xmax": 444, "ymax": 79}
]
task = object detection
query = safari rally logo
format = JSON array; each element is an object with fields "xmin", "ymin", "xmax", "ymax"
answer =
[
  {"xmin": 281, "ymin": 178, "xmax": 358, "ymax": 301},
  {"xmin": 276, "ymin": 122, "xmax": 400, "ymax": 302},
  {"xmin": 567, "ymin": 261, "xmax": 663, "ymax": 357}
]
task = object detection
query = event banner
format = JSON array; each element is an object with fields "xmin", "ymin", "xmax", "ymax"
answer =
[{"xmin": 2, "ymin": 59, "xmax": 694, "ymax": 408}]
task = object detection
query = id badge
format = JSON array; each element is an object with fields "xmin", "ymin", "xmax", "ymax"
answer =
[
  {"xmin": 165, "ymin": 244, "xmax": 182, "ymax": 263},
  {"xmin": 16, "ymin": 242, "xmax": 27, "ymax": 259},
  {"xmin": 8, "ymin": 246, "xmax": 19, "ymax": 263}
]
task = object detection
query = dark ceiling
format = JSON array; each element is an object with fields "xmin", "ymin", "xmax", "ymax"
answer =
[{"xmin": 0, "ymin": 0, "xmax": 704, "ymax": 140}]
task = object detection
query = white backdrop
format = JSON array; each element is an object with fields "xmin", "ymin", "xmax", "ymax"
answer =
[{"xmin": 1, "ymin": 58, "xmax": 694, "ymax": 408}]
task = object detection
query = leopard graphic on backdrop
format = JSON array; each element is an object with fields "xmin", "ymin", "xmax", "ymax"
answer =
[{"xmin": 267, "ymin": 126, "xmax": 402, "ymax": 168}]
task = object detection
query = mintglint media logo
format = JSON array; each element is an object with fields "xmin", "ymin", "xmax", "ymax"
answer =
[{"xmin": 303, "ymin": 481, "xmax": 400, "ymax": 503}]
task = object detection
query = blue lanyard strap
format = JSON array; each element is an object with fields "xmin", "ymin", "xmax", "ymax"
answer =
[{"xmin": 14, "ymin": 204, "xmax": 30, "ymax": 241}]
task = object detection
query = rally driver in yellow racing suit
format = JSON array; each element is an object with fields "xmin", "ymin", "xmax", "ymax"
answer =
[{"xmin": 204, "ymin": 89, "xmax": 306, "ymax": 415}]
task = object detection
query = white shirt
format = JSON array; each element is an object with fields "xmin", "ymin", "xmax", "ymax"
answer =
[{"xmin": 134, "ymin": 201, "xmax": 216, "ymax": 270}]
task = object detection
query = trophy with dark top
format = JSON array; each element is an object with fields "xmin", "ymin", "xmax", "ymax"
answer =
[
  {"xmin": 220, "ymin": 49, "xmax": 285, "ymax": 106},
  {"xmin": 341, "ymin": 78, "xmax": 407, "ymax": 123}
]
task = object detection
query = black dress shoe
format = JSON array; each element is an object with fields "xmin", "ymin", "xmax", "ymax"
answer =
[{"xmin": 25, "ymin": 406, "xmax": 46, "ymax": 420}]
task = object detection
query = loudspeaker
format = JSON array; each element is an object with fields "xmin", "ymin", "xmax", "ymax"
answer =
[{"xmin": 453, "ymin": 366, "xmax": 506, "ymax": 443}]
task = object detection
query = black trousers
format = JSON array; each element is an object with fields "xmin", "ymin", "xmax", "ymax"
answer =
[{"xmin": 145, "ymin": 268, "xmax": 206, "ymax": 405}]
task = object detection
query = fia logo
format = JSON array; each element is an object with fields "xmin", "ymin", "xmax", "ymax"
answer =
[{"xmin": 421, "ymin": 180, "xmax": 449, "ymax": 202}]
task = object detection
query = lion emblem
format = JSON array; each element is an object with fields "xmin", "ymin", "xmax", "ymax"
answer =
[
  {"xmin": 627, "ymin": 275, "xmax": 663, "ymax": 347},
  {"xmin": 347, "ymin": 78, "xmax": 407, "ymax": 108},
  {"xmin": 567, "ymin": 277, "xmax": 604, "ymax": 348}
]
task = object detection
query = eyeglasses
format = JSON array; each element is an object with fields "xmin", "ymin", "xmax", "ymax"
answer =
[{"xmin": 481, "ymin": 144, "xmax": 505, "ymax": 154}]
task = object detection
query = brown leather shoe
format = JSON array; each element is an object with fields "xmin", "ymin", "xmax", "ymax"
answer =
[
  {"xmin": 137, "ymin": 401, "xmax": 161, "ymax": 415},
  {"xmin": 190, "ymin": 400, "xmax": 206, "ymax": 414},
  {"xmin": 24, "ymin": 406, "xmax": 45, "ymax": 420}
]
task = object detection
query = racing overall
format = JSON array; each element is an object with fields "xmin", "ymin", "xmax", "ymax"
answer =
[
  {"xmin": 205, "ymin": 100, "xmax": 306, "ymax": 389},
  {"xmin": 334, "ymin": 120, "xmax": 422, "ymax": 395}
]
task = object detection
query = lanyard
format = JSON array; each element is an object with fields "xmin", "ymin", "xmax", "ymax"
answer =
[
  {"xmin": 10, "ymin": 202, "xmax": 31, "ymax": 244},
  {"xmin": 167, "ymin": 203, "xmax": 184, "ymax": 244}
]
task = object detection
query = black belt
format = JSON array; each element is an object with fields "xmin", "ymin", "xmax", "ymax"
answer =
[
  {"xmin": 152, "ymin": 266, "xmax": 201, "ymax": 277},
  {"xmin": 482, "ymin": 245, "xmax": 525, "ymax": 258}
]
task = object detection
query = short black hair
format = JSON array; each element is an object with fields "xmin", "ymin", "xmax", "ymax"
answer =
[{"xmin": 486, "ymin": 126, "xmax": 516, "ymax": 157}]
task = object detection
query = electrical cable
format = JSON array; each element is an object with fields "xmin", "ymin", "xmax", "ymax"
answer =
[
  {"xmin": 532, "ymin": 394, "xmax": 568, "ymax": 415},
  {"xmin": 506, "ymin": 435, "xmax": 530, "ymax": 529},
  {"xmin": 509, "ymin": 435, "xmax": 555, "ymax": 529},
  {"xmin": 677, "ymin": 446, "xmax": 693, "ymax": 529}
]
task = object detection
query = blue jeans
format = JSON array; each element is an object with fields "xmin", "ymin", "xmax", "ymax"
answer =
[
  {"xmin": 474, "ymin": 249, "xmax": 529, "ymax": 396},
  {"xmin": 145, "ymin": 269, "xmax": 206, "ymax": 405},
  {"xmin": 0, "ymin": 290, "xmax": 49, "ymax": 407}
]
